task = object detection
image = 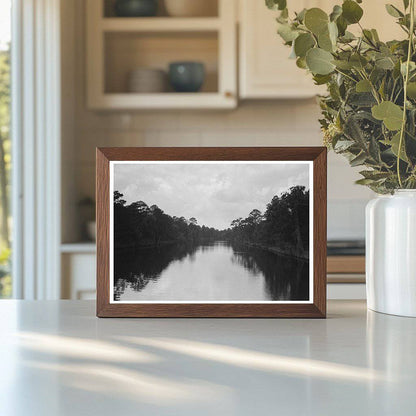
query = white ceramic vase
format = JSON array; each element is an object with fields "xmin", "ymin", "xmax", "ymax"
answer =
[{"xmin": 366, "ymin": 190, "xmax": 416, "ymax": 317}]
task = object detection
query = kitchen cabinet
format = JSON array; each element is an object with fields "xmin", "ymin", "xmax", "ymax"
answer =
[
  {"xmin": 86, "ymin": 0, "xmax": 237, "ymax": 109},
  {"xmin": 239, "ymin": 0, "xmax": 323, "ymax": 99},
  {"xmin": 61, "ymin": 244, "xmax": 96, "ymax": 300},
  {"xmin": 238, "ymin": 0, "xmax": 404, "ymax": 99}
]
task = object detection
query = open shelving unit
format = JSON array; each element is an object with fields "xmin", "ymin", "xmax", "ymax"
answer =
[{"xmin": 86, "ymin": 0, "xmax": 237, "ymax": 109}]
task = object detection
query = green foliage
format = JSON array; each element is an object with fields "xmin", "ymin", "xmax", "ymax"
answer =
[
  {"xmin": 266, "ymin": 0, "xmax": 287, "ymax": 11},
  {"xmin": 228, "ymin": 186, "xmax": 310, "ymax": 257},
  {"xmin": 306, "ymin": 48, "xmax": 335, "ymax": 74},
  {"xmin": 372, "ymin": 101, "xmax": 404, "ymax": 130},
  {"xmin": 342, "ymin": 0, "xmax": 363, "ymax": 24},
  {"xmin": 266, "ymin": 0, "xmax": 416, "ymax": 193}
]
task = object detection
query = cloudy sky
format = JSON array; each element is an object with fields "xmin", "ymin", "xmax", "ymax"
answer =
[{"xmin": 113, "ymin": 162, "xmax": 310, "ymax": 230}]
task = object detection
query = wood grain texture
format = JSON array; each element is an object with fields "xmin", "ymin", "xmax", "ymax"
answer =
[
  {"xmin": 327, "ymin": 274, "xmax": 365, "ymax": 283},
  {"xmin": 96, "ymin": 147, "xmax": 327, "ymax": 318},
  {"xmin": 327, "ymin": 256, "xmax": 365, "ymax": 274}
]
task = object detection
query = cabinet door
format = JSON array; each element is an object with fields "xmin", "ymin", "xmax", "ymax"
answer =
[
  {"xmin": 238, "ymin": 0, "xmax": 404, "ymax": 99},
  {"xmin": 239, "ymin": 0, "xmax": 320, "ymax": 99},
  {"xmin": 360, "ymin": 0, "xmax": 404, "ymax": 41}
]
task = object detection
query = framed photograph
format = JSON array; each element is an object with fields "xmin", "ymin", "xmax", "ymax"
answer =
[{"xmin": 96, "ymin": 147, "xmax": 327, "ymax": 318}]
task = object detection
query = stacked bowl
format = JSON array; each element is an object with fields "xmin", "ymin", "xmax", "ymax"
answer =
[{"xmin": 127, "ymin": 68, "xmax": 167, "ymax": 93}]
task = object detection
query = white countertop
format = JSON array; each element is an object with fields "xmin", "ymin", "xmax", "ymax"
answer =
[{"xmin": 0, "ymin": 300, "xmax": 415, "ymax": 415}]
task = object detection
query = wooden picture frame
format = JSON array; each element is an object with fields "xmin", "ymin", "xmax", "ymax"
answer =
[{"xmin": 96, "ymin": 147, "xmax": 327, "ymax": 318}]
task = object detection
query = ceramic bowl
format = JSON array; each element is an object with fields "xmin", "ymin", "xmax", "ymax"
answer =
[
  {"xmin": 127, "ymin": 68, "xmax": 167, "ymax": 93},
  {"xmin": 114, "ymin": 0, "xmax": 158, "ymax": 17},
  {"xmin": 168, "ymin": 62, "xmax": 205, "ymax": 93}
]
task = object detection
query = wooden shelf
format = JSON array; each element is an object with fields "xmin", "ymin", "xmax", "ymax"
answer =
[
  {"xmin": 327, "ymin": 256, "xmax": 365, "ymax": 274},
  {"xmin": 86, "ymin": 0, "xmax": 237, "ymax": 110},
  {"xmin": 89, "ymin": 92, "xmax": 235, "ymax": 110},
  {"xmin": 101, "ymin": 17, "xmax": 221, "ymax": 32}
]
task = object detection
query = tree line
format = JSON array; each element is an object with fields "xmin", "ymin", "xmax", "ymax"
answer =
[
  {"xmin": 225, "ymin": 186, "xmax": 309, "ymax": 258},
  {"xmin": 113, "ymin": 185, "xmax": 309, "ymax": 257},
  {"xmin": 114, "ymin": 191, "xmax": 224, "ymax": 250}
]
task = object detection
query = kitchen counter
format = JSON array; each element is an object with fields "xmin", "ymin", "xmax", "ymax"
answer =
[{"xmin": 0, "ymin": 300, "xmax": 415, "ymax": 415}]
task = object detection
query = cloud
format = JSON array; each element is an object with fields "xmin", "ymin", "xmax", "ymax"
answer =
[{"xmin": 113, "ymin": 162, "xmax": 310, "ymax": 229}]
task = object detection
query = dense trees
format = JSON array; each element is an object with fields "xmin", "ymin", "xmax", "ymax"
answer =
[
  {"xmin": 114, "ymin": 191, "xmax": 223, "ymax": 250},
  {"xmin": 114, "ymin": 185, "xmax": 309, "ymax": 258},
  {"xmin": 227, "ymin": 186, "xmax": 309, "ymax": 258}
]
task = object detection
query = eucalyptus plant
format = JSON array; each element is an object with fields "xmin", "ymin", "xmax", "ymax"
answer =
[{"xmin": 266, "ymin": 0, "xmax": 416, "ymax": 193}]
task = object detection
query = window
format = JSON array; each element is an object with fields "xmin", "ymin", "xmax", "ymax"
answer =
[{"xmin": 0, "ymin": 0, "xmax": 11, "ymax": 298}]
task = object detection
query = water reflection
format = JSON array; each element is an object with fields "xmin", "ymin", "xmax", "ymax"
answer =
[{"xmin": 114, "ymin": 241, "xmax": 309, "ymax": 302}]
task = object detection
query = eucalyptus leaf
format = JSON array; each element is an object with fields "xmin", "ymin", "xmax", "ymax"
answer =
[
  {"xmin": 350, "ymin": 152, "xmax": 368, "ymax": 167},
  {"xmin": 350, "ymin": 53, "xmax": 368, "ymax": 69},
  {"xmin": 342, "ymin": 0, "xmax": 364, "ymax": 24},
  {"xmin": 336, "ymin": 15, "xmax": 348, "ymax": 36},
  {"xmin": 306, "ymin": 48, "xmax": 335, "ymax": 75},
  {"xmin": 382, "ymin": 132, "xmax": 409, "ymax": 162},
  {"xmin": 355, "ymin": 178, "xmax": 377, "ymax": 185},
  {"xmin": 372, "ymin": 101, "xmax": 403, "ymax": 130},
  {"xmin": 333, "ymin": 59, "xmax": 353, "ymax": 70},
  {"xmin": 339, "ymin": 31, "xmax": 356, "ymax": 42},
  {"xmin": 403, "ymin": 0, "xmax": 409, "ymax": 9},
  {"xmin": 363, "ymin": 29, "xmax": 375, "ymax": 44},
  {"xmin": 266, "ymin": 0, "xmax": 287, "ymax": 11},
  {"xmin": 385, "ymin": 4, "xmax": 404, "ymax": 17},
  {"xmin": 348, "ymin": 92, "xmax": 377, "ymax": 107},
  {"xmin": 277, "ymin": 23, "xmax": 299, "ymax": 42},
  {"xmin": 328, "ymin": 21, "xmax": 338, "ymax": 45},
  {"xmin": 296, "ymin": 57, "xmax": 307, "ymax": 69},
  {"xmin": 294, "ymin": 33, "xmax": 315, "ymax": 57},
  {"xmin": 370, "ymin": 67, "xmax": 386, "ymax": 84},
  {"xmin": 369, "ymin": 137, "xmax": 382, "ymax": 162},
  {"xmin": 371, "ymin": 29, "xmax": 380, "ymax": 42},
  {"xmin": 318, "ymin": 31, "xmax": 334, "ymax": 52},
  {"xmin": 393, "ymin": 61, "xmax": 402, "ymax": 78},
  {"xmin": 334, "ymin": 139, "xmax": 355, "ymax": 151},
  {"xmin": 304, "ymin": 8, "xmax": 329, "ymax": 35},
  {"xmin": 330, "ymin": 5, "xmax": 342, "ymax": 22},
  {"xmin": 360, "ymin": 170, "xmax": 392, "ymax": 180},
  {"xmin": 313, "ymin": 74, "xmax": 332, "ymax": 85},
  {"xmin": 356, "ymin": 79, "xmax": 373, "ymax": 92},
  {"xmin": 295, "ymin": 8, "xmax": 307, "ymax": 22},
  {"xmin": 375, "ymin": 56, "xmax": 396, "ymax": 70},
  {"xmin": 276, "ymin": 14, "xmax": 288, "ymax": 24},
  {"xmin": 407, "ymin": 82, "xmax": 416, "ymax": 99},
  {"xmin": 401, "ymin": 61, "xmax": 416, "ymax": 76}
]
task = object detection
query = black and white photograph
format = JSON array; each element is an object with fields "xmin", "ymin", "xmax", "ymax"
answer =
[{"xmin": 110, "ymin": 161, "xmax": 313, "ymax": 303}]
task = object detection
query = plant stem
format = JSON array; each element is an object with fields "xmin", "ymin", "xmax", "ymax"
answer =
[
  {"xmin": 334, "ymin": 68, "xmax": 357, "ymax": 83},
  {"xmin": 358, "ymin": 69, "xmax": 380, "ymax": 104},
  {"xmin": 398, "ymin": 0, "xmax": 415, "ymax": 188}
]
